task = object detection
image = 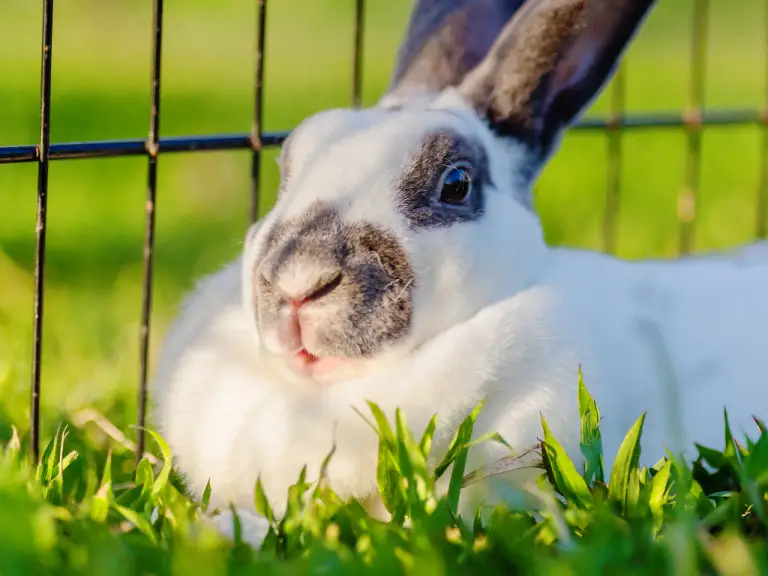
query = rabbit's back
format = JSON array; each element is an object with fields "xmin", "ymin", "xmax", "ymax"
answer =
[
  {"xmin": 547, "ymin": 245, "xmax": 768, "ymax": 466},
  {"xmin": 643, "ymin": 248, "xmax": 768, "ymax": 450}
]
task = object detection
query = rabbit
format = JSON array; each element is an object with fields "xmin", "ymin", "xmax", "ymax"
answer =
[{"xmin": 151, "ymin": 0, "xmax": 768, "ymax": 549}]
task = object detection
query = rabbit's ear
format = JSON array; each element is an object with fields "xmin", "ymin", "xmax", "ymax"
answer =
[
  {"xmin": 457, "ymin": 0, "xmax": 655, "ymax": 160},
  {"xmin": 383, "ymin": 0, "xmax": 526, "ymax": 102}
]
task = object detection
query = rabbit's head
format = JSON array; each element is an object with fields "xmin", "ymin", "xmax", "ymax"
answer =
[{"xmin": 242, "ymin": 0, "xmax": 655, "ymax": 384}]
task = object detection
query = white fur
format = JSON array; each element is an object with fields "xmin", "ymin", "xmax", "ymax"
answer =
[{"xmin": 150, "ymin": 16, "xmax": 768, "ymax": 551}]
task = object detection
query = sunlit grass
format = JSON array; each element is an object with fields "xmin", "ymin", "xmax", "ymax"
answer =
[{"xmin": 0, "ymin": 374, "xmax": 766, "ymax": 573}]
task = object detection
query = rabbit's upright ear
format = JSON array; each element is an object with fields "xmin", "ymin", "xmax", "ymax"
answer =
[
  {"xmin": 458, "ymin": 0, "xmax": 656, "ymax": 161},
  {"xmin": 383, "ymin": 0, "xmax": 526, "ymax": 103}
]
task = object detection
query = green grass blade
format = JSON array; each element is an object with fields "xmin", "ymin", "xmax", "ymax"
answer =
[
  {"xmin": 317, "ymin": 440, "xmax": 337, "ymax": 487},
  {"xmin": 377, "ymin": 437, "xmax": 406, "ymax": 522},
  {"xmin": 695, "ymin": 443, "xmax": 727, "ymax": 469},
  {"xmin": 418, "ymin": 414, "xmax": 437, "ymax": 461},
  {"xmin": 254, "ymin": 476, "xmax": 275, "ymax": 524},
  {"xmin": 52, "ymin": 428, "xmax": 70, "ymax": 502},
  {"xmin": 446, "ymin": 437, "xmax": 470, "ymax": 518},
  {"xmin": 649, "ymin": 459, "xmax": 672, "ymax": 517},
  {"xmin": 434, "ymin": 401, "xmax": 485, "ymax": 480},
  {"xmin": 395, "ymin": 409, "xmax": 432, "ymax": 513},
  {"xmin": 366, "ymin": 401, "xmax": 398, "ymax": 453},
  {"xmin": 134, "ymin": 457, "xmax": 155, "ymax": 511},
  {"xmin": 36, "ymin": 425, "xmax": 60, "ymax": 489},
  {"xmin": 115, "ymin": 504, "xmax": 158, "ymax": 544},
  {"xmin": 540, "ymin": 416, "xmax": 593, "ymax": 509},
  {"xmin": 608, "ymin": 413, "xmax": 646, "ymax": 515},
  {"xmin": 90, "ymin": 450, "xmax": 113, "ymax": 523},
  {"xmin": 577, "ymin": 368, "xmax": 604, "ymax": 485},
  {"xmin": 743, "ymin": 432, "xmax": 768, "ymax": 486},
  {"xmin": 201, "ymin": 480, "xmax": 212, "ymax": 514},
  {"xmin": 50, "ymin": 450, "xmax": 78, "ymax": 491},
  {"xmin": 723, "ymin": 409, "xmax": 742, "ymax": 468},
  {"xmin": 144, "ymin": 429, "xmax": 173, "ymax": 500}
]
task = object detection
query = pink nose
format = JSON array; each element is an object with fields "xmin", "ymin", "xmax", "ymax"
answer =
[
  {"xmin": 260, "ymin": 269, "xmax": 342, "ymax": 351},
  {"xmin": 276, "ymin": 309, "xmax": 302, "ymax": 351},
  {"xmin": 275, "ymin": 292, "xmax": 330, "ymax": 351}
]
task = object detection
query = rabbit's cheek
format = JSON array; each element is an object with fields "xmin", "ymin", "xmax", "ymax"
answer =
[
  {"xmin": 258, "ymin": 320, "xmax": 285, "ymax": 356},
  {"xmin": 253, "ymin": 288, "xmax": 285, "ymax": 355}
]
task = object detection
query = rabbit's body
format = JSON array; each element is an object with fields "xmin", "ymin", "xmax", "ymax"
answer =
[
  {"xmin": 153, "ymin": 233, "xmax": 768, "ymax": 520},
  {"xmin": 151, "ymin": 0, "xmax": 768, "ymax": 547}
]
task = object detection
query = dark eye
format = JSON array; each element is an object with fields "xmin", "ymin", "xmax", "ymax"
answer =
[{"xmin": 438, "ymin": 164, "xmax": 472, "ymax": 205}]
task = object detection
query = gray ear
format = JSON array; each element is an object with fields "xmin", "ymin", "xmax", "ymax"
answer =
[
  {"xmin": 458, "ymin": 0, "xmax": 656, "ymax": 160},
  {"xmin": 383, "ymin": 0, "xmax": 527, "ymax": 102}
]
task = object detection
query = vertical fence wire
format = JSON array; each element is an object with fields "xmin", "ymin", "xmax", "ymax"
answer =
[
  {"xmin": 678, "ymin": 0, "xmax": 709, "ymax": 255},
  {"xmin": 30, "ymin": 0, "xmax": 55, "ymax": 462},
  {"xmin": 603, "ymin": 65, "xmax": 626, "ymax": 254},
  {"xmin": 352, "ymin": 0, "xmax": 364, "ymax": 107},
  {"xmin": 250, "ymin": 0, "xmax": 268, "ymax": 224},
  {"xmin": 136, "ymin": 0, "xmax": 165, "ymax": 463},
  {"xmin": 758, "ymin": 0, "xmax": 768, "ymax": 239}
]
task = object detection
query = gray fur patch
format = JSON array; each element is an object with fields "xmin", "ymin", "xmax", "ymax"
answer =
[
  {"xmin": 396, "ymin": 129, "xmax": 489, "ymax": 229},
  {"xmin": 254, "ymin": 203, "xmax": 414, "ymax": 358}
]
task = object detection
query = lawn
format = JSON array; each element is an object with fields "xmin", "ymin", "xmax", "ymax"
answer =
[{"xmin": 0, "ymin": 0, "xmax": 767, "ymax": 572}]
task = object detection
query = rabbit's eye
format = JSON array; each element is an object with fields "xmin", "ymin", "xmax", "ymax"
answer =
[{"xmin": 438, "ymin": 164, "xmax": 472, "ymax": 205}]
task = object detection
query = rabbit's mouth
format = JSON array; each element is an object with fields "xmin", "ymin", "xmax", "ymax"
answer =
[
  {"xmin": 275, "ymin": 307, "xmax": 359, "ymax": 381},
  {"xmin": 288, "ymin": 348, "xmax": 354, "ymax": 380}
]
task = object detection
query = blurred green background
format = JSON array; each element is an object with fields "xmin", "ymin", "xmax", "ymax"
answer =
[{"xmin": 0, "ymin": 0, "xmax": 765, "ymax": 443}]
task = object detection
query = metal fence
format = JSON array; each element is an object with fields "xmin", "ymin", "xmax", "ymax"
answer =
[{"xmin": 0, "ymin": 0, "xmax": 765, "ymax": 463}]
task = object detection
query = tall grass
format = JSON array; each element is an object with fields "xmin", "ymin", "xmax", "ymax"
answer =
[{"xmin": 0, "ymin": 375, "xmax": 766, "ymax": 573}]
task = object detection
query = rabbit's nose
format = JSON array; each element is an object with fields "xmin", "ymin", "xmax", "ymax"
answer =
[
  {"xmin": 260, "ymin": 261, "xmax": 343, "ymax": 307},
  {"xmin": 261, "ymin": 264, "xmax": 343, "ymax": 352}
]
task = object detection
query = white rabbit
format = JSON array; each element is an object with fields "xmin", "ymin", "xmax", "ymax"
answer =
[{"xmin": 151, "ymin": 0, "xmax": 768, "ymax": 547}]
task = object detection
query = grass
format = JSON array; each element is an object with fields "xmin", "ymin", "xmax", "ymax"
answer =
[
  {"xmin": 0, "ymin": 0, "xmax": 767, "ymax": 571},
  {"xmin": 1, "ymin": 373, "xmax": 767, "ymax": 574}
]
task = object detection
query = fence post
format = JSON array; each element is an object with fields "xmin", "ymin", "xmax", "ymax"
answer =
[
  {"xmin": 678, "ymin": 0, "xmax": 709, "ymax": 255},
  {"xmin": 250, "ymin": 0, "xmax": 268, "ymax": 224},
  {"xmin": 30, "ymin": 0, "xmax": 55, "ymax": 463},
  {"xmin": 352, "ymin": 0, "xmax": 364, "ymax": 108},
  {"xmin": 603, "ymin": 64, "xmax": 626, "ymax": 255},
  {"xmin": 758, "ymin": 0, "xmax": 768, "ymax": 239},
  {"xmin": 136, "ymin": 0, "xmax": 165, "ymax": 465}
]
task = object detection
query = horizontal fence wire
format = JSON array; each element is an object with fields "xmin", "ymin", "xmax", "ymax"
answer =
[
  {"xmin": 0, "ymin": 111, "xmax": 764, "ymax": 166},
  {"xmin": 29, "ymin": 0, "xmax": 55, "ymax": 462},
  {"xmin": 0, "ymin": 133, "xmax": 288, "ymax": 164}
]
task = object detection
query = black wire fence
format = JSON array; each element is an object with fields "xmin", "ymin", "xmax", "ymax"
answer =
[{"xmin": 1, "ymin": 0, "xmax": 765, "ymax": 463}]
